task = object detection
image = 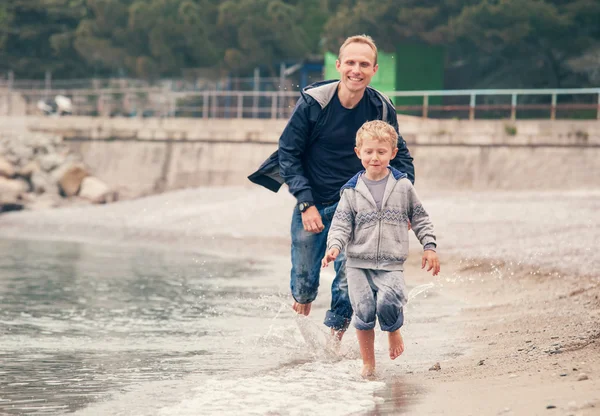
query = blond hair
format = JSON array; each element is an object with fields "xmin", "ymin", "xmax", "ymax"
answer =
[
  {"xmin": 338, "ymin": 35, "xmax": 378, "ymax": 65},
  {"xmin": 356, "ymin": 120, "xmax": 397, "ymax": 149}
]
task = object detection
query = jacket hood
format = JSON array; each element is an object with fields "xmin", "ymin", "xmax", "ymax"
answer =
[
  {"xmin": 340, "ymin": 167, "xmax": 407, "ymax": 194},
  {"xmin": 302, "ymin": 80, "xmax": 394, "ymax": 117}
]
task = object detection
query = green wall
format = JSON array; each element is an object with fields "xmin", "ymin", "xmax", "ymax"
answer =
[{"xmin": 324, "ymin": 44, "xmax": 445, "ymax": 110}]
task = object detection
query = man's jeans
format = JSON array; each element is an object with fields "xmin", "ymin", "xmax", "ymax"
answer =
[{"xmin": 290, "ymin": 202, "xmax": 353, "ymax": 331}]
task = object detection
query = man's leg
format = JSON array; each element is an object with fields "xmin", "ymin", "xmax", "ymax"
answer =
[{"xmin": 290, "ymin": 207, "xmax": 328, "ymax": 315}]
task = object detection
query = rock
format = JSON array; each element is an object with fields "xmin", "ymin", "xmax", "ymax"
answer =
[
  {"xmin": 0, "ymin": 156, "xmax": 15, "ymax": 178},
  {"xmin": 478, "ymin": 359, "xmax": 485, "ymax": 366},
  {"xmin": 19, "ymin": 160, "xmax": 40, "ymax": 178},
  {"xmin": 31, "ymin": 170, "xmax": 59, "ymax": 195},
  {"xmin": 25, "ymin": 193, "xmax": 63, "ymax": 211},
  {"xmin": 577, "ymin": 373, "xmax": 589, "ymax": 381},
  {"xmin": 55, "ymin": 162, "xmax": 89, "ymax": 196},
  {"xmin": 429, "ymin": 362, "xmax": 441, "ymax": 371},
  {"xmin": 79, "ymin": 176, "xmax": 110, "ymax": 203},
  {"xmin": 9, "ymin": 144, "xmax": 34, "ymax": 165},
  {"xmin": 38, "ymin": 153, "xmax": 66, "ymax": 172},
  {"xmin": 0, "ymin": 176, "xmax": 29, "ymax": 194},
  {"xmin": 0, "ymin": 177, "xmax": 28, "ymax": 211}
]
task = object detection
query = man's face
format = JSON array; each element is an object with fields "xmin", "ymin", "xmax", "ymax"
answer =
[{"xmin": 336, "ymin": 42, "xmax": 378, "ymax": 94}]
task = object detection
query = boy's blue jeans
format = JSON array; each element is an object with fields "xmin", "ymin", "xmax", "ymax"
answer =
[{"xmin": 290, "ymin": 202, "xmax": 352, "ymax": 331}]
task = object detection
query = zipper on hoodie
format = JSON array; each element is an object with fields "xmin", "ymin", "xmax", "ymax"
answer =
[{"xmin": 376, "ymin": 210, "xmax": 382, "ymax": 269}]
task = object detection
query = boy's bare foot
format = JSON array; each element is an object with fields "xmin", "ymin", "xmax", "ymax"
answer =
[
  {"xmin": 361, "ymin": 364, "xmax": 376, "ymax": 379},
  {"xmin": 388, "ymin": 330, "xmax": 405, "ymax": 360},
  {"xmin": 292, "ymin": 301, "xmax": 311, "ymax": 316}
]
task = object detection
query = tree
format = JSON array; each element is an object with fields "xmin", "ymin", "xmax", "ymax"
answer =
[
  {"xmin": 216, "ymin": 0, "xmax": 314, "ymax": 75},
  {"xmin": 448, "ymin": 0, "xmax": 600, "ymax": 88},
  {"xmin": 0, "ymin": 0, "xmax": 91, "ymax": 78},
  {"xmin": 73, "ymin": 0, "xmax": 221, "ymax": 78}
]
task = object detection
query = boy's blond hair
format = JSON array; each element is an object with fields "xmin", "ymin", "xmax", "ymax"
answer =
[
  {"xmin": 339, "ymin": 35, "xmax": 378, "ymax": 65},
  {"xmin": 356, "ymin": 120, "xmax": 398, "ymax": 149}
]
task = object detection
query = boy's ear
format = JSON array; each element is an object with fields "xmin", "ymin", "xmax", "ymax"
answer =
[
  {"xmin": 354, "ymin": 147, "xmax": 361, "ymax": 158},
  {"xmin": 391, "ymin": 147, "xmax": 398, "ymax": 159}
]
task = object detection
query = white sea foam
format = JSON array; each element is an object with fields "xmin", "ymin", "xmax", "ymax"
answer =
[{"xmin": 158, "ymin": 360, "xmax": 386, "ymax": 416}]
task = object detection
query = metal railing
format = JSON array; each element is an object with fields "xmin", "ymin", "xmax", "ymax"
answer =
[
  {"xmin": 2, "ymin": 82, "xmax": 600, "ymax": 120},
  {"xmin": 388, "ymin": 88, "xmax": 600, "ymax": 120}
]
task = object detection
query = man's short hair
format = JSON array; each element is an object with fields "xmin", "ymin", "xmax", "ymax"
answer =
[
  {"xmin": 338, "ymin": 35, "xmax": 378, "ymax": 65},
  {"xmin": 356, "ymin": 120, "xmax": 397, "ymax": 149}
]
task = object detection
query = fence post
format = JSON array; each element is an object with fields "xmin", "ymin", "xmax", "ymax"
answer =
[
  {"xmin": 550, "ymin": 93, "xmax": 557, "ymax": 120},
  {"xmin": 271, "ymin": 93, "xmax": 277, "ymax": 119},
  {"xmin": 237, "ymin": 92, "xmax": 243, "ymax": 118},
  {"xmin": 469, "ymin": 94, "xmax": 476, "ymax": 120},
  {"xmin": 510, "ymin": 94, "xmax": 517, "ymax": 120},
  {"xmin": 253, "ymin": 67, "xmax": 259, "ymax": 119},
  {"xmin": 203, "ymin": 91, "xmax": 209, "ymax": 119},
  {"xmin": 212, "ymin": 90, "xmax": 218, "ymax": 118},
  {"xmin": 44, "ymin": 71, "xmax": 51, "ymax": 100},
  {"xmin": 422, "ymin": 95, "xmax": 428, "ymax": 119},
  {"xmin": 7, "ymin": 71, "xmax": 14, "ymax": 115},
  {"xmin": 278, "ymin": 62, "xmax": 286, "ymax": 119}
]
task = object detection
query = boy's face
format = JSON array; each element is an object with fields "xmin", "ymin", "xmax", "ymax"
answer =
[{"xmin": 355, "ymin": 137, "xmax": 398, "ymax": 178}]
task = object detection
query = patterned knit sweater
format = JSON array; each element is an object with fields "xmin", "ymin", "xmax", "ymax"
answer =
[{"xmin": 327, "ymin": 167, "xmax": 436, "ymax": 271}]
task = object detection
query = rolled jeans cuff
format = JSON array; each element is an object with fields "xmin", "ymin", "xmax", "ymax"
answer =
[
  {"xmin": 324, "ymin": 310, "xmax": 352, "ymax": 331},
  {"xmin": 380, "ymin": 308, "xmax": 404, "ymax": 332},
  {"xmin": 352, "ymin": 314, "xmax": 376, "ymax": 331}
]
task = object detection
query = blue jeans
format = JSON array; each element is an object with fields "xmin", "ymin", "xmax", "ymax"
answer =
[{"xmin": 290, "ymin": 202, "xmax": 353, "ymax": 331}]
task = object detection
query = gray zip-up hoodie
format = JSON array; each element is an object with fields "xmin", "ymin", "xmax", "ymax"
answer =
[{"xmin": 327, "ymin": 167, "xmax": 436, "ymax": 271}]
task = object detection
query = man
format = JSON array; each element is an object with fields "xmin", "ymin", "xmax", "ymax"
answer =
[{"xmin": 248, "ymin": 35, "xmax": 415, "ymax": 338}]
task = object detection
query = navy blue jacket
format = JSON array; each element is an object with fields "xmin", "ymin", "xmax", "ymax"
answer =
[{"xmin": 248, "ymin": 80, "xmax": 415, "ymax": 203}]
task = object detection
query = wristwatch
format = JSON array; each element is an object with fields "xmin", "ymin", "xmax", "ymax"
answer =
[{"xmin": 297, "ymin": 201, "xmax": 314, "ymax": 213}]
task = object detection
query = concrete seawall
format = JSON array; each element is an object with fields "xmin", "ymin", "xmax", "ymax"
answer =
[{"xmin": 1, "ymin": 116, "xmax": 599, "ymax": 196}]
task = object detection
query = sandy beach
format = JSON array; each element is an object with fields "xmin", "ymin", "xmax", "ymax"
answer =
[{"xmin": 1, "ymin": 186, "xmax": 598, "ymax": 415}]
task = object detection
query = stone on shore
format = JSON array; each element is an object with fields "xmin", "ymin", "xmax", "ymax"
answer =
[
  {"xmin": 79, "ymin": 176, "xmax": 111, "ymax": 203},
  {"xmin": 0, "ymin": 156, "xmax": 15, "ymax": 178},
  {"xmin": 0, "ymin": 130, "xmax": 115, "ymax": 212},
  {"xmin": 55, "ymin": 163, "xmax": 89, "ymax": 197}
]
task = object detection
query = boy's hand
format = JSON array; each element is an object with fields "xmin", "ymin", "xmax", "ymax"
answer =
[
  {"xmin": 422, "ymin": 250, "xmax": 440, "ymax": 276},
  {"xmin": 321, "ymin": 248, "xmax": 340, "ymax": 268}
]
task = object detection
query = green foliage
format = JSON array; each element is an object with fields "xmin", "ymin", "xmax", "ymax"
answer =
[
  {"xmin": 0, "ymin": 0, "xmax": 599, "ymax": 88},
  {"xmin": 217, "ymin": 0, "xmax": 313, "ymax": 75}
]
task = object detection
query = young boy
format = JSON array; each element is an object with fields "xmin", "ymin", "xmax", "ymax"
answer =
[{"xmin": 321, "ymin": 120, "xmax": 440, "ymax": 378}]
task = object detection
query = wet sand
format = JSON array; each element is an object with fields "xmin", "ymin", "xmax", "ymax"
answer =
[{"xmin": 1, "ymin": 187, "xmax": 599, "ymax": 415}]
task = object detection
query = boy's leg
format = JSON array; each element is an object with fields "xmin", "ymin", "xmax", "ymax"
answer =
[
  {"xmin": 357, "ymin": 328, "xmax": 376, "ymax": 378},
  {"xmin": 346, "ymin": 267, "xmax": 378, "ymax": 375},
  {"xmin": 290, "ymin": 206, "xmax": 328, "ymax": 315},
  {"xmin": 373, "ymin": 270, "xmax": 408, "ymax": 360}
]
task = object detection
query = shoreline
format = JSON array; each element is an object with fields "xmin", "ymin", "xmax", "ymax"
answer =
[{"xmin": 1, "ymin": 187, "xmax": 599, "ymax": 414}]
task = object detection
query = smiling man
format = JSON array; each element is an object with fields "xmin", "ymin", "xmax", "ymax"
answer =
[{"xmin": 249, "ymin": 35, "xmax": 415, "ymax": 340}]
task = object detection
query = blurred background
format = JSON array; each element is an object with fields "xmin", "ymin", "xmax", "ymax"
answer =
[{"xmin": 1, "ymin": 0, "xmax": 600, "ymax": 118}]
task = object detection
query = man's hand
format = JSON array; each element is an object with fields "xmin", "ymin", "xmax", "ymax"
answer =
[
  {"xmin": 322, "ymin": 248, "xmax": 340, "ymax": 268},
  {"xmin": 422, "ymin": 250, "xmax": 440, "ymax": 276},
  {"xmin": 302, "ymin": 206, "xmax": 324, "ymax": 233}
]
